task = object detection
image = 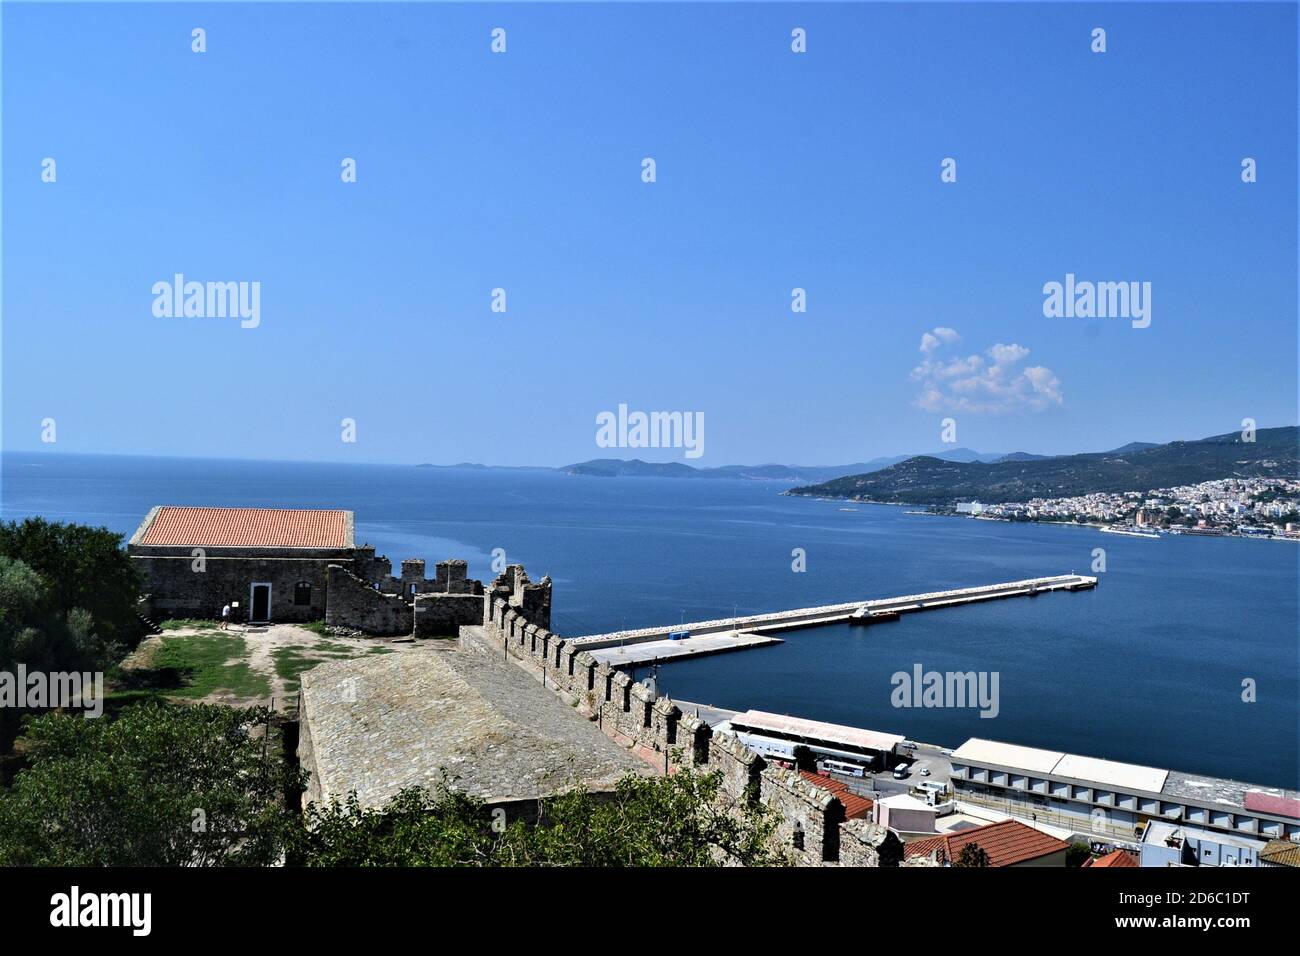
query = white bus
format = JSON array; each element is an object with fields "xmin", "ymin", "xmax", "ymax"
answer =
[{"xmin": 821, "ymin": 759, "xmax": 867, "ymax": 778}]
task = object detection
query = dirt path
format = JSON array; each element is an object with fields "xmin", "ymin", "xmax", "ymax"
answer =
[{"xmin": 120, "ymin": 623, "xmax": 417, "ymax": 712}]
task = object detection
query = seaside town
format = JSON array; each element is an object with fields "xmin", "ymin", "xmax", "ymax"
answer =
[{"xmin": 938, "ymin": 476, "xmax": 1300, "ymax": 539}]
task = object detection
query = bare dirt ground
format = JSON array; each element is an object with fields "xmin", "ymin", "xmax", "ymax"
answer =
[{"xmin": 120, "ymin": 623, "xmax": 419, "ymax": 711}]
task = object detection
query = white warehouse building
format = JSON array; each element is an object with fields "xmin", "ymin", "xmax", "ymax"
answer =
[{"xmin": 949, "ymin": 738, "xmax": 1300, "ymax": 843}]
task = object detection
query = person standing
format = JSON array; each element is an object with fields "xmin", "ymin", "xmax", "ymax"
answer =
[{"xmin": 221, "ymin": 603, "xmax": 231, "ymax": 630}]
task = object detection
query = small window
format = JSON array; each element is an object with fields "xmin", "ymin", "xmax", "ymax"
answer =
[{"xmin": 294, "ymin": 582, "xmax": 312, "ymax": 606}]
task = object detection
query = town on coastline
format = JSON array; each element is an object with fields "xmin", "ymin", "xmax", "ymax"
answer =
[{"xmin": 914, "ymin": 476, "xmax": 1300, "ymax": 540}]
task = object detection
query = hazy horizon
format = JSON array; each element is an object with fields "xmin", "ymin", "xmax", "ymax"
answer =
[{"xmin": 4, "ymin": 418, "xmax": 1295, "ymax": 472}]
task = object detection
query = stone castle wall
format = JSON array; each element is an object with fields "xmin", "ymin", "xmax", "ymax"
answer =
[
  {"xmin": 325, "ymin": 565, "xmax": 414, "ymax": 635},
  {"xmin": 130, "ymin": 545, "xmax": 348, "ymax": 623},
  {"xmin": 479, "ymin": 592, "xmax": 902, "ymax": 867}
]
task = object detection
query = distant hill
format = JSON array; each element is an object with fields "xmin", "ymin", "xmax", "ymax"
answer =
[
  {"xmin": 787, "ymin": 427, "xmax": 1299, "ymax": 504},
  {"xmin": 1105, "ymin": 441, "xmax": 1160, "ymax": 455},
  {"xmin": 560, "ymin": 449, "xmax": 1022, "ymax": 482},
  {"xmin": 991, "ymin": 451, "xmax": 1051, "ymax": 463}
]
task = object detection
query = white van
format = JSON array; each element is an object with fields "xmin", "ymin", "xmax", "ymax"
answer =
[{"xmin": 892, "ymin": 763, "xmax": 909, "ymax": 780}]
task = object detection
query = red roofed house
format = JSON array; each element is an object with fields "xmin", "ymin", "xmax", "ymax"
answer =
[
  {"xmin": 1082, "ymin": 848, "xmax": 1139, "ymax": 868},
  {"xmin": 127, "ymin": 506, "xmax": 544, "ymax": 636},
  {"xmin": 904, "ymin": 819, "xmax": 1069, "ymax": 867}
]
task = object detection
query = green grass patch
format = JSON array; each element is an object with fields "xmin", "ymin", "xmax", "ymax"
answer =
[
  {"xmin": 110, "ymin": 633, "xmax": 269, "ymax": 702},
  {"xmin": 312, "ymin": 640, "xmax": 357, "ymax": 654},
  {"xmin": 300, "ymin": 620, "xmax": 331, "ymax": 637},
  {"xmin": 271, "ymin": 646, "xmax": 320, "ymax": 694},
  {"xmin": 160, "ymin": 618, "xmax": 219, "ymax": 631}
]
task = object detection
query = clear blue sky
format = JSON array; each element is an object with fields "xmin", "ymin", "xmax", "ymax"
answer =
[{"xmin": 3, "ymin": 2, "xmax": 1296, "ymax": 466}]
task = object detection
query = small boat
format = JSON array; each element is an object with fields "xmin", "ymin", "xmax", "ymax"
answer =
[{"xmin": 850, "ymin": 606, "xmax": 900, "ymax": 625}]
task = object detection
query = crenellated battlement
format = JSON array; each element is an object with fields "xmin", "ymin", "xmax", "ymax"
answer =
[{"xmin": 477, "ymin": 591, "xmax": 902, "ymax": 867}]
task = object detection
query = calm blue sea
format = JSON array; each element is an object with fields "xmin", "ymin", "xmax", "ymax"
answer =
[{"xmin": 3, "ymin": 451, "xmax": 1297, "ymax": 787}]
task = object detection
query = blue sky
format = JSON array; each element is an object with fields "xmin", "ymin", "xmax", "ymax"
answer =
[{"xmin": 3, "ymin": 2, "xmax": 1296, "ymax": 466}]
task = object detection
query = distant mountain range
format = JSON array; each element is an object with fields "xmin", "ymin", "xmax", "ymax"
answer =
[
  {"xmin": 787, "ymin": 427, "xmax": 1298, "ymax": 505},
  {"xmin": 559, "ymin": 448, "xmax": 1044, "ymax": 483}
]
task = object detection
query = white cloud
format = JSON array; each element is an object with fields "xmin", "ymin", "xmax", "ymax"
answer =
[
  {"xmin": 911, "ymin": 330, "xmax": 1063, "ymax": 414},
  {"xmin": 919, "ymin": 327, "xmax": 960, "ymax": 354}
]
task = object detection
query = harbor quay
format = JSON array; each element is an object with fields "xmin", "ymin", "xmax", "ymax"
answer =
[{"xmin": 571, "ymin": 574, "xmax": 1098, "ymax": 666}]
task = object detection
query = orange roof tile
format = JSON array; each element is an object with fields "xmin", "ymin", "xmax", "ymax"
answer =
[
  {"xmin": 138, "ymin": 506, "xmax": 351, "ymax": 549},
  {"xmin": 1261, "ymin": 839, "xmax": 1300, "ymax": 867},
  {"xmin": 904, "ymin": 819, "xmax": 1068, "ymax": 867},
  {"xmin": 1082, "ymin": 849, "xmax": 1138, "ymax": 868},
  {"xmin": 799, "ymin": 771, "xmax": 874, "ymax": 820}
]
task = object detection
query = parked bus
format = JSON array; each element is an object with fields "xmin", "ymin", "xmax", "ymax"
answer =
[{"xmin": 821, "ymin": 759, "xmax": 867, "ymax": 778}]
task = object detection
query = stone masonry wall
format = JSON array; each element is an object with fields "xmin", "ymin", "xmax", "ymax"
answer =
[
  {"xmin": 325, "ymin": 565, "xmax": 414, "ymax": 635},
  {"xmin": 480, "ymin": 593, "xmax": 900, "ymax": 866},
  {"xmin": 130, "ymin": 546, "xmax": 346, "ymax": 623}
]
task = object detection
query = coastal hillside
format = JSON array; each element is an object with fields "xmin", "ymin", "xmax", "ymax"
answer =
[{"xmin": 787, "ymin": 427, "xmax": 1299, "ymax": 504}]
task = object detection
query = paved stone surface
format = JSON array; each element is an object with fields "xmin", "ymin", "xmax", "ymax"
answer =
[{"xmin": 299, "ymin": 634, "xmax": 653, "ymax": 808}]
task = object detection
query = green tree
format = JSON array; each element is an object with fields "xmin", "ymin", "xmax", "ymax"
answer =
[
  {"xmin": 0, "ymin": 703, "xmax": 300, "ymax": 866},
  {"xmin": 289, "ymin": 768, "xmax": 790, "ymax": 867},
  {"xmin": 954, "ymin": 842, "xmax": 991, "ymax": 867},
  {"xmin": 0, "ymin": 517, "xmax": 143, "ymax": 661}
]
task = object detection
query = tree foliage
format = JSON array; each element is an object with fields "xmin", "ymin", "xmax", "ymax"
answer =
[
  {"xmin": 954, "ymin": 842, "xmax": 991, "ymax": 867},
  {"xmin": 289, "ymin": 769, "xmax": 791, "ymax": 867},
  {"xmin": 0, "ymin": 517, "xmax": 143, "ymax": 672},
  {"xmin": 0, "ymin": 703, "xmax": 300, "ymax": 866}
]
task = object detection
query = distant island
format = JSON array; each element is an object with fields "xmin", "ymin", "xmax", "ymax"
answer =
[
  {"xmin": 786, "ymin": 427, "xmax": 1298, "ymax": 506},
  {"xmin": 558, "ymin": 448, "xmax": 1045, "ymax": 483}
]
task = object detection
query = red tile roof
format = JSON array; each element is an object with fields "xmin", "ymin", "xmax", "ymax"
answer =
[
  {"xmin": 1082, "ymin": 848, "xmax": 1138, "ymax": 868},
  {"xmin": 904, "ymin": 819, "xmax": 1068, "ymax": 867},
  {"xmin": 138, "ymin": 506, "xmax": 351, "ymax": 549},
  {"xmin": 799, "ymin": 771, "xmax": 875, "ymax": 820}
]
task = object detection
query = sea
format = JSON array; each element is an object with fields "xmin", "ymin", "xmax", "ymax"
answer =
[{"xmin": 3, "ymin": 451, "xmax": 1297, "ymax": 788}]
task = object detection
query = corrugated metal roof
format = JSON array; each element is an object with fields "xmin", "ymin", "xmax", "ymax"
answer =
[
  {"xmin": 1244, "ymin": 791, "xmax": 1300, "ymax": 819},
  {"xmin": 951, "ymin": 738, "xmax": 1065, "ymax": 774},
  {"xmin": 953, "ymin": 738, "xmax": 1168, "ymax": 793},
  {"xmin": 139, "ymin": 506, "xmax": 352, "ymax": 549},
  {"xmin": 733, "ymin": 710, "xmax": 905, "ymax": 753},
  {"xmin": 1053, "ymin": 754, "xmax": 1168, "ymax": 794}
]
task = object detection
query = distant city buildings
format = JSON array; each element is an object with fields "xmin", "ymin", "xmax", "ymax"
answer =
[{"xmin": 947, "ymin": 477, "xmax": 1300, "ymax": 539}]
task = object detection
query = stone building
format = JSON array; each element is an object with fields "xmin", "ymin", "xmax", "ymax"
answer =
[{"xmin": 127, "ymin": 505, "xmax": 551, "ymax": 636}]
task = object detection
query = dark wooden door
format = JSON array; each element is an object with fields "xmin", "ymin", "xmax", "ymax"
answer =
[{"xmin": 251, "ymin": 585, "xmax": 270, "ymax": 622}]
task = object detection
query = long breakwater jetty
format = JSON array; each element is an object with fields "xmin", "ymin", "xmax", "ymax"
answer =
[{"xmin": 573, "ymin": 574, "xmax": 1097, "ymax": 667}]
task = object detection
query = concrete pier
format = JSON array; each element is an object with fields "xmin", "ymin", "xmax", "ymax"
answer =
[{"xmin": 571, "ymin": 574, "xmax": 1097, "ymax": 665}]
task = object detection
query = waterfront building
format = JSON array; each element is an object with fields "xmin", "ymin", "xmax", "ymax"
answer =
[
  {"xmin": 949, "ymin": 738, "xmax": 1300, "ymax": 842},
  {"xmin": 721, "ymin": 710, "xmax": 904, "ymax": 770},
  {"xmin": 1139, "ymin": 821, "xmax": 1267, "ymax": 867}
]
